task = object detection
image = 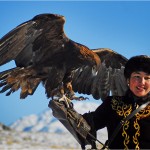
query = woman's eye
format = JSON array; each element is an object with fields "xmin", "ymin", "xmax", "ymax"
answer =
[
  {"xmin": 133, "ymin": 76, "xmax": 140, "ymax": 79},
  {"xmin": 131, "ymin": 73, "xmax": 150, "ymax": 82},
  {"xmin": 145, "ymin": 77, "xmax": 150, "ymax": 80}
]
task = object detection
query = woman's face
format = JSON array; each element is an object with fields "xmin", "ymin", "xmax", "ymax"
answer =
[{"xmin": 129, "ymin": 71, "xmax": 150, "ymax": 97}]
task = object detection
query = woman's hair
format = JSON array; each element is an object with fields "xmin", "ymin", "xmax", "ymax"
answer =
[{"xmin": 124, "ymin": 55, "xmax": 150, "ymax": 79}]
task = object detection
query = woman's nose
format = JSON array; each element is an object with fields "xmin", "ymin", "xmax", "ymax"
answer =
[{"xmin": 139, "ymin": 77, "xmax": 146, "ymax": 84}]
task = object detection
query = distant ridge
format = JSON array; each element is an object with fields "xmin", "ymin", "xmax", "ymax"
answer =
[
  {"xmin": 0, "ymin": 122, "xmax": 11, "ymax": 131},
  {"xmin": 10, "ymin": 101, "xmax": 100, "ymax": 133}
]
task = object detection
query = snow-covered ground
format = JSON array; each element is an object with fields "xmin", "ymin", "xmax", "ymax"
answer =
[
  {"xmin": 0, "ymin": 130, "xmax": 80, "ymax": 149},
  {"xmin": 0, "ymin": 128, "xmax": 107, "ymax": 149}
]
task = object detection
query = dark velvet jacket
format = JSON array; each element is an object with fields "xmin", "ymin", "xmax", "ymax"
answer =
[{"xmin": 84, "ymin": 90, "xmax": 150, "ymax": 149}]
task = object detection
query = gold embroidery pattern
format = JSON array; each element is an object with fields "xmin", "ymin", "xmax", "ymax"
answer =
[
  {"xmin": 133, "ymin": 105, "xmax": 150, "ymax": 149},
  {"xmin": 133, "ymin": 117, "xmax": 140, "ymax": 150},
  {"xmin": 111, "ymin": 97, "xmax": 132, "ymax": 149},
  {"xmin": 122, "ymin": 120, "xmax": 130, "ymax": 149},
  {"xmin": 111, "ymin": 97, "xmax": 150, "ymax": 150},
  {"xmin": 111, "ymin": 98, "xmax": 132, "ymax": 117},
  {"xmin": 136, "ymin": 105, "xmax": 150, "ymax": 119}
]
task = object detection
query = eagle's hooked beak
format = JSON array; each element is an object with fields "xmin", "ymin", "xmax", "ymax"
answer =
[{"xmin": 92, "ymin": 66, "xmax": 98, "ymax": 76}]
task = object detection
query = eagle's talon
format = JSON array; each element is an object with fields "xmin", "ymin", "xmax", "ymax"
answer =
[
  {"xmin": 71, "ymin": 95, "xmax": 89, "ymax": 101},
  {"xmin": 79, "ymin": 96, "xmax": 89, "ymax": 100}
]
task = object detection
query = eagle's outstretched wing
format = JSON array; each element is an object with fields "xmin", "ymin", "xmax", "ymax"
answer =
[
  {"xmin": 0, "ymin": 14, "xmax": 67, "ymax": 67},
  {"xmin": 0, "ymin": 13, "xmax": 100, "ymax": 99},
  {"xmin": 72, "ymin": 48, "xmax": 128, "ymax": 101}
]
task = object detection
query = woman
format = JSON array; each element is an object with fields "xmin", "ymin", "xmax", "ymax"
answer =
[{"xmin": 83, "ymin": 55, "xmax": 150, "ymax": 149}]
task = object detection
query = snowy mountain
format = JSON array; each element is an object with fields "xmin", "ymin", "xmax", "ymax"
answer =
[
  {"xmin": 10, "ymin": 101, "xmax": 101, "ymax": 133},
  {"xmin": 1, "ymin": 101, "xmax": 108, "ymax": 149}
]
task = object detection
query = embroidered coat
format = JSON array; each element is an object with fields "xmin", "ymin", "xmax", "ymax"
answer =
[{"xmin": 85, "ymin": 91, "xmax": 150, "ymax": 149}]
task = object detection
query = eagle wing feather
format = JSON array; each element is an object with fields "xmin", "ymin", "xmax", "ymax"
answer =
[{"xmin": 72, "ymin": 48, "xmax": 128, "ymax": 101}]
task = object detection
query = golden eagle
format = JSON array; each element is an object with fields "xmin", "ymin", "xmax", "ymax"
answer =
[{"xmin": 0, "ymin": 13, "xmax": 128, "ymax": 101}]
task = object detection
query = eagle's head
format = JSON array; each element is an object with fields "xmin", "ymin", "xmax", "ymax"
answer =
[
  {"xmin": 33, "ymin": 13, "xmax": 65, "ymax": 24},
  {"xmin": 32, "ymin": 13, "xmax": 65, "ymax": 36}
]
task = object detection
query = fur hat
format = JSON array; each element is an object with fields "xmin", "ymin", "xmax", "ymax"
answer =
[{"xmin": 124, "ymin": 55, "xmax": 150, "ymax": 79}]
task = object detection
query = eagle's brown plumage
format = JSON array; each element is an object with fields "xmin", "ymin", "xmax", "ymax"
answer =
[
  {"xmin": 0, "ymin": 13, "xmax": 128, "ymax": 101},
  {"xmin": 0, "ymin": 13, "xmax": 100, "ymax": 99},
  {"xmin": 72, "ymin": 48, "xmax": 128, "ymax": 101}
]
